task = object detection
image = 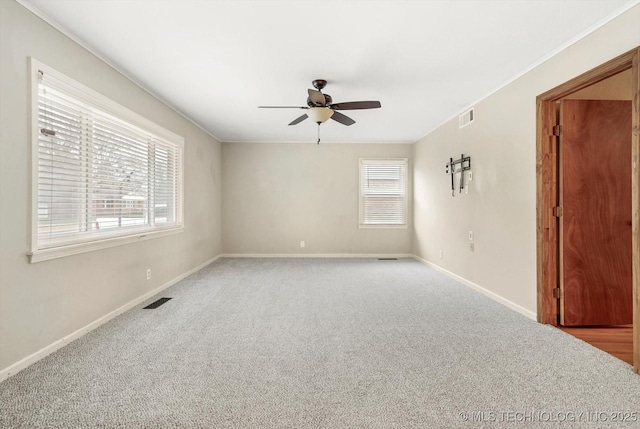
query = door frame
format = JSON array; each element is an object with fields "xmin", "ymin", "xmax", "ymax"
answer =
[{"xmin": 536, "ymin": 47, "xmax": 640, "ymax": 373}]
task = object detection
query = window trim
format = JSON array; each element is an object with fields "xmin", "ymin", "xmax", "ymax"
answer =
[
  {"xmin": 358, "ymin": 158, "xmax": 409, "ymax": 229},
  {"xmin": 28, "ymin": 58, "xmax": 184, "ymax": 263}
]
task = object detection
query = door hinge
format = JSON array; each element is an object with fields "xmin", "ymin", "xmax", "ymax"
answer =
[
  {"xmin": 553, "ymin": 287, "xmax": 561, "ymax": 299},
  {"xmin": 552, "ymin": 125, "xmax": 562, "ymax": 136},
  {"xmin": 552, "ymin": 206, "xmax": 563, "ymax": 217}
]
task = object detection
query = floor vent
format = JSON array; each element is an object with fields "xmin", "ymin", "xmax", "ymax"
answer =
[
  {"xmin": 143, "ymin": 297, "xmax": 172, "ymax": 309},
  {"xmin": 378, "ymin": 258, "xmax": 398, "ymax": 261}
]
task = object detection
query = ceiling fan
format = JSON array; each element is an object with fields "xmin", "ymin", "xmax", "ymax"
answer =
[{"xmin": 259, "ymin": 79, "xmax": 381, "ymax": 143}]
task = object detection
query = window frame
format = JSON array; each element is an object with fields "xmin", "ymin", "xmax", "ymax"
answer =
[
  {"xmin": 29, "ymin": 58, "xmax": 184, "ymax": 263},
  {"xmin": 358, "ymin": 158, "xmax": 409, "ymax": 229}
]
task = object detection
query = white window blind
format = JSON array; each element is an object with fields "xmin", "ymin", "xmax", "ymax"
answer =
[
  {"xmin": 359, "ymin": 159, "xmax": 408, "ymax": 227},
  {"xmin": 32, "ymin": 60, "xmax": 183, "ymax": 258}
]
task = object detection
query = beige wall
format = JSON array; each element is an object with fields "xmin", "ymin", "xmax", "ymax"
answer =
[
  {"xmin": 222, "ymin": 143, "xmax": 412, "ymax": 255},
  {"xmin": 565, "ymin": 68, "xmax": 632, "ymax": 100},
  {"xmin": 0, "ymin": 1, "xmax": 222, "ymax": 373},
  {"xmin": 412, "ymin": 5, "xmax": 640, "ymax": 314},
  {"xmin": 2, "ymin": 0, "xmax": 638, "ymax": 378}
]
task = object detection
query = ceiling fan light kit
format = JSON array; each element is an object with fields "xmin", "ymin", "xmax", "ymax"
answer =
[
  {"xmin": 307, "ymin": 107, "xmax": 334, "ymax": 124},
  {"xmin": 259, "ymin": 79, "xmax": 381, "ymax": 143}
]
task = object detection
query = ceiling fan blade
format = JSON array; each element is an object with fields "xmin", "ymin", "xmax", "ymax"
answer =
[
  {"xmin": 288, "ymin": 114, "xmax": 308, "ymax": 126},
  {"xmin": 308, "ymin": 89, "xmax": 326, "ymax": 106},
  {"xmin": 330, "ymin": 101, "xmax": 381, "ymax": 110},
  {"xmin": 258, "ymin": 106, "xmax": 307, "ymax": 109},
  {"xmin": 330, "ymin": 111, "xmax": 355, "ymax": 126}
]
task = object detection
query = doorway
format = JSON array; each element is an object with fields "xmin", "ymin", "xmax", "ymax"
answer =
[{"xmin": 536, "ymin": 47, "xmax": 640, "ymax": 373}]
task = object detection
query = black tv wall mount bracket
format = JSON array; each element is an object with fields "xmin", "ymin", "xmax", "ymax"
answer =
[{"xmin": 445, "ymin": 154, "xmax": 471, "ymax": 197}]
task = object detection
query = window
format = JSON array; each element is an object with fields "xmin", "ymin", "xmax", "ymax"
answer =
[
  {"xmin": 359, "ymin": 158, "xmax": 408, "ymax": 228},
  {"xmin": 30, "ymin": 59, "xmax": 183, "ymax": 262}
]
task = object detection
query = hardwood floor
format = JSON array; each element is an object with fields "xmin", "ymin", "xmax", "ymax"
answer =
[{"xmin": 558, "ymin": 325, "xmax": 633, "ymax": 365}]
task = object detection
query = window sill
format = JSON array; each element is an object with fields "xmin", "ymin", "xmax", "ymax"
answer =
[
  {"xmin": 359, "ymin": 224, "xmax": 409, "ymax": 229},
  {"xmin": 28, "ymin": 226, "xmax": 183, "ymax": 263}
]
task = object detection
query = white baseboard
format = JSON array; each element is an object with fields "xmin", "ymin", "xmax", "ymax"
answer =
[
  {"xmin": 412, "ymin": 255, "xmax": 537, "ymax": 321},
  {"xmin": 0, "ymin": 255, "xmax": 221, "ymax": 383},
  {"xmin": 219, "ymin": 253, "xmax": 414, "ymax": 259}
]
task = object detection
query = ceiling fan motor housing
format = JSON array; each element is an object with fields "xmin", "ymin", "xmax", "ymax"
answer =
[{"xmin": 306, "ymin": 93, "xmax": 332, "ymax": 107}]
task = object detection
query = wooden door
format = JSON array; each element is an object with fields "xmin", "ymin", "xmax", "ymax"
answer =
[{"xmin": 560, "ymin": 99, "xmax": 632, "ymax": 326}]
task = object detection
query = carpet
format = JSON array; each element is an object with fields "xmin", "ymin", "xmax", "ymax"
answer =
[{"xmin": 1, "ymin": 258, "xmax": 639, "ymax": 428}]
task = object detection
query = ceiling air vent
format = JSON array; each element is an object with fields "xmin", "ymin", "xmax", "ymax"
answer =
[{"xmin": 459, "ymin": 108, "xmax": 474, "ymax": 129}]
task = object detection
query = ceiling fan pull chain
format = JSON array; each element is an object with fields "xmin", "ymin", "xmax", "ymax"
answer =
[{"xmin": 317, "ymin": 123, "xmax": 320, "ymax": 144}]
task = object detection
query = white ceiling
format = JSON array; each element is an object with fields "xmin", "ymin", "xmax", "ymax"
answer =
[{"xmin": 22, "ymin": 0, "xmax": 635, "ymax": 144}]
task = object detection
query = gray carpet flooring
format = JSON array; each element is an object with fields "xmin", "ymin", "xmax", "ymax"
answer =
[{"xmin": 1, "ymin": 258, "xmax": 640, "ymax": 428}]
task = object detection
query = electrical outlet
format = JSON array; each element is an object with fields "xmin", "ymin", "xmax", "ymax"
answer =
[
  {"xmin": 439, "ymin": 250, "xmax": 443, "ymax": 259},
  {"xmin": 300, "ymin": 241, "xmax": 305, "ymax": 248},
  {"xmin": 468, "ymin": 171, "xmax": 473, "ymax": 181},
  {"xmin": 470, "ymin": 242, "xmax": 475, "ymax": 252},
  {"xmin": 146, "ymin": 268, "xmax": 151, "ymax": 280}
]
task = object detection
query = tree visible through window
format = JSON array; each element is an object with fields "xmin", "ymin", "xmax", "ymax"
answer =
[{"xmin": 33, "ymin": 61, "xmax": 183, "ymax": 256}]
